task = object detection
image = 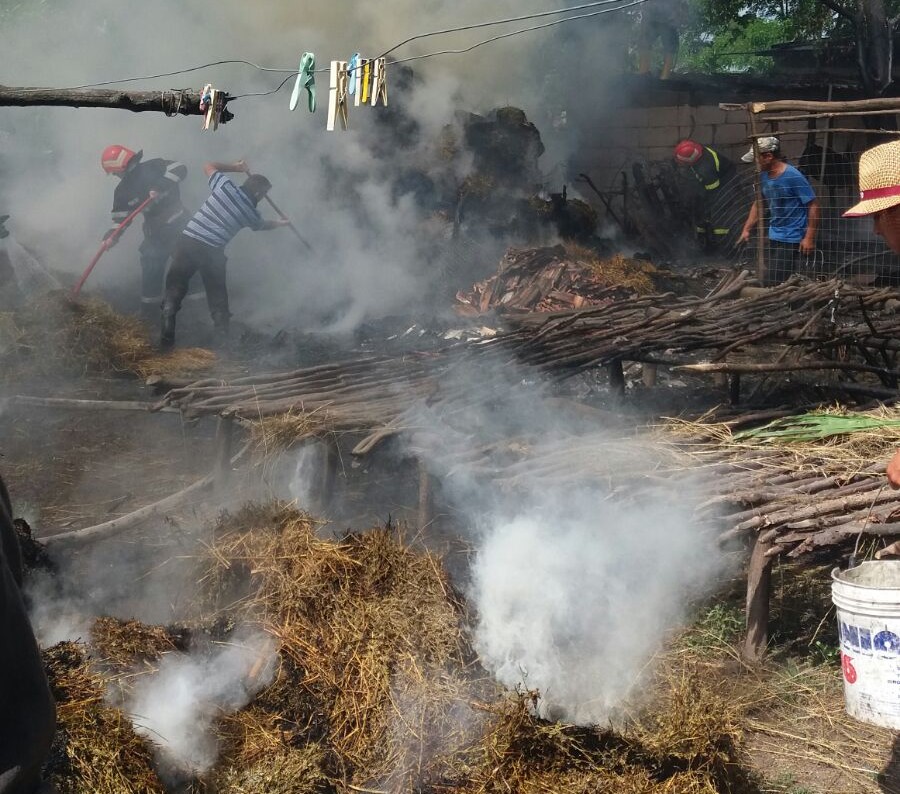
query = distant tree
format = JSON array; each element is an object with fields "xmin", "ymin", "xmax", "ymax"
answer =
[{"xmin": 684, "ymin": 0, "xmax": 900, "ymax": 93}]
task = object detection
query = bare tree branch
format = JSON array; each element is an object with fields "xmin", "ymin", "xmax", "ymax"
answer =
[{"xmin": 816, "ymin": 0, "xmax": 854, "ymax": 19}]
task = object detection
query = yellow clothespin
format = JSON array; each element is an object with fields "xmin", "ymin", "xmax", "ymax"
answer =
[
  {"xmin": 371, "ymin": 58, "xmax": 388, "ymax": 107},
  {"xmin": 327, "ymin": 60, "xmax": 350, "ymax": 131},
  {"xmin": 360, "ymin": 59, "xmax": 371, "ymax": 104},
  {"xmin": 354, "ymin": 59, "xmax": 369, "ymax": 108}
]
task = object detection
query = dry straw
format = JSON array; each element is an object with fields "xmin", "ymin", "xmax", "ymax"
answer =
[
  {"xmin": 44, "ymin": 503, "xmax": 769, "ymax": 793},
  {"xmin": 0, "ymin": 292, "xmax": 215, "ymax": 380}
]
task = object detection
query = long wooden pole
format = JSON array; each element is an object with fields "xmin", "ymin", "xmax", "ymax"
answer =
[
  {"xmin": 751, "ymin": 98, "xmax": 900, "ymax": 114},
  {"xmin": 748, "ymin": 109, "xmax": 767, "ymax": 284},
  {"xmin": 0, "ymin": 85, "xmax": 234, "ymax": 122}
]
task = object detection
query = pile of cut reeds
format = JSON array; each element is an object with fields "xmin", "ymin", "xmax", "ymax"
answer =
[
  {"xmin": 666, "ymin": 405, "xmax": 900, "ymax": 558},
  {"xmin": 0, "ymin": 291, "xmax": 214, "ymax": 380}
]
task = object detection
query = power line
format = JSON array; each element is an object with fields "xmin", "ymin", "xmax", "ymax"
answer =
[
  {"xmin": 16, "ymin": 0, "xmax": 650, "ymax": 93},
  {"xmin": 374, "ymin": 0, "xmax": 649, "ymax": 60},
  {"xmin": 390, "ymin": 0, "xmax": 649, "ymax": 67},
  {"xmin": 230, "ymin": 0, "xmax": 649, "ymax": 100}
]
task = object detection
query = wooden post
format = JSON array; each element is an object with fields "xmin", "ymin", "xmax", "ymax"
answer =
[
  {"xmin": 743, "ymin": 536, "xmax": 774, "ymax": 662},
  {"xmin": 318, "ymin": 438, "xmax": 339, "ymax": 509},
  {"xmin": 418, "ymin": 458, "xmax": 433, "ymax": 531},
  {"xmin": 747, "ymin": 108, "xmax": 767, "ymax": 284},
  {"xmin": 214, "ymin": 415, "xmax": 235, "ymax": 489},
  {"xmin": 608, "ymin": 360, "xmax": 626, "ymax": 398},
  {"xmin": 729, "ymin": 373, "xmax": 742, "ymax": 405},
  {"xmin": 0, "ymin": 85, "xmax": 234, "ymax": 122}
]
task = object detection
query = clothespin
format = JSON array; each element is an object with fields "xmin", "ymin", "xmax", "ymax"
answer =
[
  {"xmin": 327, "ymin": 60, "xmax": 350, "ymax": 131},
  {"xmin": 347, "ymin": 53, "xmax": 361, "ymax": 96},
  {"xmin": 290, "ymin": 52, "xmax": 316, "ymax": 113},
  {"xmin": 201, "ymin": 86, "xmax": 224, "ymax": 131},
  {"xmin": 199, "ymin": 83, "xmax": 213, "ymax": 113},
  {"xmin": 360, "ymin": 59, "xmax": 372, "ymax": 104},
  {"xmin": 371, "ymin": 58, "xmax": 388, "ymax": 107}
]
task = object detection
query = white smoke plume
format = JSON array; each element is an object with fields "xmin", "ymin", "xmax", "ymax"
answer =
[
  {"xmin": 126, "ymin": 627, "xmax": 278, "ymax": 775},
  {"xmin": 470, "ymin": 488, "xmax": 721, "ymax": 724},
  {"xmin": 404, "ymin": 360, "xmax": 724, "ymax": 725}
]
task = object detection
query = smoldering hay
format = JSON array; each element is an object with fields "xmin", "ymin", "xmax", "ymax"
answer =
[{"xmin": 41, "ymin": 504, "xmax": 752, "ymax": 793}]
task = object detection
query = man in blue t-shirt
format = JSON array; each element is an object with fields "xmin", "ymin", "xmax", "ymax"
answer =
[
  {"xmin": 160, "ymin": 160, "xmax": 288, "ymax": 350},
  {"xmin": 739, "ymin": 136, "xmax": 819, "ymax": 285}
]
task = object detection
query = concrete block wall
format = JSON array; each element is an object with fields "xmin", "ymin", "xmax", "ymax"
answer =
[{"xmin": 573, "ymin": 103, "xmax": 755, "ymax": 192}]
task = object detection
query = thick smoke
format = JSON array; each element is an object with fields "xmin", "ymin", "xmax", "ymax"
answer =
[
  {"xmin": 125, "ymin": 627, "xmax": 277, "ymax": 775},
  {"xmin": 0, "ymin": 0, "xmax": 632, "ymax": 331}
]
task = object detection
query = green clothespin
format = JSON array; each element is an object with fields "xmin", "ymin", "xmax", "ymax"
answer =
[{"xmin": 290, "ymin": 52, "xmax": 316, "ymax": 113}]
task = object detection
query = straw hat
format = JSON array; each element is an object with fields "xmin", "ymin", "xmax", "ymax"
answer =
[{"xmin": 844, "ymin": 141, "xmax": 900, "ymax": 217}]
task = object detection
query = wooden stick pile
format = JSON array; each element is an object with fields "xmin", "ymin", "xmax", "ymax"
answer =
[
  {"xmin": 153, "ymin": 274, "xmax": 900, "ymax": 559},
  {"xmin": 159, "ymin": 274, "xmax": 900, "ymax": 431},
  {"xmin": 489, "ymin": 272, "xmax": 900, "ymax": 377}
]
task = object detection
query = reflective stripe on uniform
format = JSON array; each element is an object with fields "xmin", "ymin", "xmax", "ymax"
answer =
[{"xmin": 703, "ymin": 148, "xmax": 721, "ymax": 191}]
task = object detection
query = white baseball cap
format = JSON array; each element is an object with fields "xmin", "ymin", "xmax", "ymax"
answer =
[{"xmin": 741, "ymin": 136, "xmax": 780, "ymax": 163}]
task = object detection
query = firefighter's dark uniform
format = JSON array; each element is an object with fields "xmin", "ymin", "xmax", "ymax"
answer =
[
  {"xmin": 0, "ymin": 474, "xmax": 55, "ymax": 794},
  {"xmin": 685, "ymin": 146, "xmax": 737, "ymax": 251},
  {"xmin": 110, "ymin": 158, "xmax": 188, "ymax": 315}
]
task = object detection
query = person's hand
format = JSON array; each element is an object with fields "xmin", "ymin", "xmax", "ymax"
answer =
[
  {"xmin": 887, "ymin": 449, "xmax": 900, "ymax": 489},
  {"xmin": 739, "ymin": 228, "xmax": 751, "ymax": 245},
  {"xmin": 102, "ymin": 228, "xmax": 119, "ymax": 248},
  {"xmin": 276, "ymin": 218, "xmax": 291, "ymax": 227},
  {"xmin": 235, "ymin": 160, "xmax": 250, "ymax": 174},
  {"xmin": 800, "ymin": 235, "xmax": 815, "ymax": 255}
]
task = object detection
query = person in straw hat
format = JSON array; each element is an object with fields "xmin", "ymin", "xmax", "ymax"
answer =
[
  {"xmin": 844, "ymin": 140, "xmax": 900, "ymax": 487},
  {"xmin": 739, "ymin": 136, "xmax": 819, "ymax": 285}
]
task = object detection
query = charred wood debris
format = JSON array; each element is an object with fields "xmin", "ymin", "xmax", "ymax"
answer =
[{"xmin": 150, "ymin": 267, "xmax": 900, "ymax": 561}]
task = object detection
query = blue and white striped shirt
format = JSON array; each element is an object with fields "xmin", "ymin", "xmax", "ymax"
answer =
[{"xmin": 183, "ymin": 172, "xmax": 263, "ymax": 249}]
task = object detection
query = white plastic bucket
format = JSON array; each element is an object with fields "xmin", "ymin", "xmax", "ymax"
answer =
[{"xmin": 832, "ymin": 561, "xmax": 900, "ymax": 729}]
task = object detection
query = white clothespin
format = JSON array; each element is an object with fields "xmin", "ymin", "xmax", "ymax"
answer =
[
  {"xmin": 371, "ymin": 58, "xmax": 388, "ymax": 107},
  {"xmin": 327, "ymin": 60, "xmax": 350, "ymax": 131},
  {"xmin": 203, "ymin": 89, "xmax": 224, "ymax": 131}
]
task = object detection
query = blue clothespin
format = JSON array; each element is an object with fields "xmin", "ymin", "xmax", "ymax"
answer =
[
  {"xmin": 347, "ymin": 53, "xmax": 361, "ymax": 96},
  {"xmin": 290, "ymin": 52, "xmax": 316, "ymax": 113}
]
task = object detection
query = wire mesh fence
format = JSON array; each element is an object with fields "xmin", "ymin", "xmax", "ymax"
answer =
[
  {"xmin": 620, "ymin": 146, "xmax": 900, "ymax": 285},
  {"xmin": 716, "ymin": 150, "xmax": 900, "ymax": 286}
]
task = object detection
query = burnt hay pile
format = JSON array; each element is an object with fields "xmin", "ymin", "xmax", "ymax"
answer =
[
  {"xmin": 0, "ymin": 291, "xmax": 214, "ymax": 380},
  {"xmin": 43, "ymin": 503, "xmax": 756, "ymax": 793},
  {"xmin": 455, "ymin": 244, "xmax": 699, "ymax": 316}
]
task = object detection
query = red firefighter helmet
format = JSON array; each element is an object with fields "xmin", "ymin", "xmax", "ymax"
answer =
[
  {"xmin": 673, "ymin": 140, "xmax": 704, "ymax": 166},
  {"xmin": 100, "ymin": 145, "xmax": 139, "ymax": 174}
]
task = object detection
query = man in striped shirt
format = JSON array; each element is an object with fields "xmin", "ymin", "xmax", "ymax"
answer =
[{"xmin": 160, "ymin": 160, "xmax": 288, "ymax": 350}]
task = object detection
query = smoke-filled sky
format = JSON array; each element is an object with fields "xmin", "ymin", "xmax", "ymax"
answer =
[{"xmin": 1, "ymin": 0, "xmax": 636, "ymax": 331}]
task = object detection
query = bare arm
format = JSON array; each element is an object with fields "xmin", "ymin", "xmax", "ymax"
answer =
[
  {"xmin": 888, "ymin": 450, "xmax": 900, "ymax": 488},
  {"xmin": 203, "ymin": 160, "xmax": 249, "ymax": 178},
  {"xmin": 800, "ymin": 200, "xmax": 820, "ymax": 253},
  {"xmin": 259, "ymin": 219, "xmax": 289, "ymax": 231},
  {"xmin": 740, "ymin": 201, "xmax": 760, "ymax": 242}
]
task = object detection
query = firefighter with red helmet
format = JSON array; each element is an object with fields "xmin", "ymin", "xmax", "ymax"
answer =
[
  {"xmin": 101, "ymin": 145, "xmax": 188, "ymax": 320},
  {"xmin": 673, "ymin": 139, "xmax": 738, "ymax": 252}
]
